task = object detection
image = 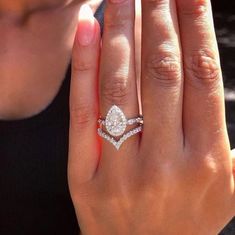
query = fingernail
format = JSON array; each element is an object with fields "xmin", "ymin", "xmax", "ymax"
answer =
[{"xmin": 76, "ymin": 5, "xmax": 95, "ymax": 46}]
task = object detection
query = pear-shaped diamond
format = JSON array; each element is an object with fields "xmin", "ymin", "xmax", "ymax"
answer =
[{"xmin": 105, "ymin": 105, "xmax": 127, "ymax": 137}]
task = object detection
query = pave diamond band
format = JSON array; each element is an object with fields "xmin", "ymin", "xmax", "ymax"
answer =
[
  {"xmin": 97, "ymin": 105, "xmax": 143, "ymax": 150},
  {"xmin": 98, "ymin": 126, "xmax": 143, "ymax": 150},
  {"xmin": 98, "ymin": 117, "xmax": 143, "ymax": 126}
]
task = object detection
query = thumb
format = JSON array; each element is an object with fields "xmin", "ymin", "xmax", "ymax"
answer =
[{"xmin": 68, "ymin": 4, "xmax": 101, "ymax": 192}]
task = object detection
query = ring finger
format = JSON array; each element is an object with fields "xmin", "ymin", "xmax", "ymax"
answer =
[{"xmin": 97, "ymin": 0, "xmax": 140, "ymax": 172}]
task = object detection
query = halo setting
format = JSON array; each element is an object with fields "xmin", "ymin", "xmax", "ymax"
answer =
[{"xmin": 105, "ymin": 105, "xmax": 127, "ymax": 137}]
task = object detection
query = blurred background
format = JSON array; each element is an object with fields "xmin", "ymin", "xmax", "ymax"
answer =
[{"xmin": 212, "ymin": 0, "xmax": 235, "ymax": 234}]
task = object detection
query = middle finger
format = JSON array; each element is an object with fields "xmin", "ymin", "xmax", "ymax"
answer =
[{"xmin": 141, "ymin": 0, "xmax": 184, "ymax": 158}]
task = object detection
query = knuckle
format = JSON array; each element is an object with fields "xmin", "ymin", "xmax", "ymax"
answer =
[
  {"xmin": 101, "ymin": 76, "xmax": 131, "ymax": 106},
  {"xmin": 105, "ymin": 18, "xmax": 128, "ymax": 31},
  {"xmin": 72, "ymin": 59, "xmax": 94, "ymax": 73},
  {"xmin": 70, "ymin": 102, "xmax": 97, "ymax": 129},
  {"xmin": 104, "ymin": 8, "xmax": 132, "ymax": 31},
  {"xmin": 190, "ymin": 154, "xmax": 219, "ymax": 181},
  {"xmin": 145, "ymin": 51, "xmax": 182, "ymax": 87},
  {"xmin": 180, "ymin": 0, "xmax": 207, "ymax": 18},
  {"xmin": 186, "ymin": 49, "xmax": 221, "ymax": 89},
  {"xmin": 144, "ymin": 0, "xmax": 168, "ymax": 8}
]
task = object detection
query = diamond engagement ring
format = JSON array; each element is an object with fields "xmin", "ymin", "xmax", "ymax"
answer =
[{"xmin": 97, "ymin": 105, "xmax": 143, "ymax": 150}]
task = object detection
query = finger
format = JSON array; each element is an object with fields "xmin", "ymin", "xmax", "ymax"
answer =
[
  {"xmin": 141, "ymin": 0, "xmax": 183, "ymax": 154},
  {"xmin": 177, "ymin": 0, "xmax": 227, "ymax": 150},
  {"xmin": 98, "ymin": 0, "xmax": 140, "ymax": 158},
  {"xmin": 232, "ymin": 149, "xmax": 235, "ymax": 174},
  {"xmin": 68, "ymin": 5, "xmax": 100, "ymax": 187},
  {"xmin": 231, "ymin": 149, "xmax": 235, "ymax": 208},
  {"xmin": 135, "ymin": 0, "xmax": 142, "ymax": 109}
]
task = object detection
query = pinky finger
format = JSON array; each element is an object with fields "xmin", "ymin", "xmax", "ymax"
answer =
[{"xmin": 68, "ymin": 5, "xmax": 101, "ymax": 190}]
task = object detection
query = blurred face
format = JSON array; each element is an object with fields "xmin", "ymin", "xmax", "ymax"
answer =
[{"xmin": 0, "ymin": 0, "xmax": 76, "ymax": 13}]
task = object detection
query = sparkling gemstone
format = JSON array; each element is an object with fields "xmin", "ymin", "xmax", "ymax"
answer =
[
  {"xmin": 105, "ymin": 105, "xmax": 127, "ymax": 137},
  {"xmin": 98, "ymin": 126, "xmax": 143, "ymax": 150}
]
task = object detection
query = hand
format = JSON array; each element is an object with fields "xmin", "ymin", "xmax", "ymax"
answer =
[{"xmin": 68, "ymin": 1, "xmax": 235, "ymax": 235}]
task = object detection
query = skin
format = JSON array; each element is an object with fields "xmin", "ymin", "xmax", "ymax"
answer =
[
  {"xmin": 1, "ymin": 0, "xmax": 235, "ymax": 234},
  {"xmin": 0, "ymin": 0, "xmax": 101, "ymax": 119},
  {"xmin": 68, "ymin": 0, "xmax": 235, "ymax": 235}
]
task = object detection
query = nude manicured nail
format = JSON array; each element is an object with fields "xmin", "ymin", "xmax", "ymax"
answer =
[{"xmin": 77, "ymin": 5, "xmax": 95, "ymax": 46}]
